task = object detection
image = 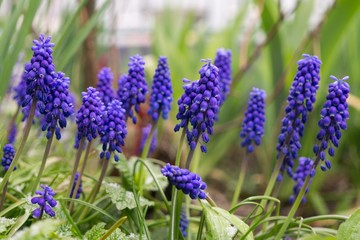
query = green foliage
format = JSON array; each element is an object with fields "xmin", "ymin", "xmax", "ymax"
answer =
[
  {"xmin": 11, "ymin": 219, "xmax": 62, "ymax": 240},
  {"xmin": 0, "ymin": 217, "xmax": 15, "ymax": 233},
  {"xmin": 337, "ymin": 208, "xmax": 360, "ymax": 240}
]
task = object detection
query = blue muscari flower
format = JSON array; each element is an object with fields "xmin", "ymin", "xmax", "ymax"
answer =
[
  {"xmin": 40, "ymin": 72, "xmax": 75, "ymax": 140},
  {"xmin": 214, "ymin": 49, "xmax": 232, "ymax": 104},
  {"xmin": 1, "ymin": 144, "xmax": 16, "ymax": 171},
  {"xmin": 240, "ymin": 88, "xmax": 266, "ymax": 153},
  {"xmin": 70, "ymin": 172, "xmax": 83, "ymax": 199},
  {"xmin": 140, "ymin": 124, "xmax": 157, "ymax": 155},
  {"xmin": 97, "ymin": 67, "xmax": 115, "ymax": 106},
  {"xmin": 75, "ymin": 87, "xmax": 104, "ymax": 148},
  {"xmin": 118, "ymin": 55, "xmax": 147, "ymax": 124},
  {"xmin": 8, "ymin": 123, "xmax": 17, "ymax": 145},
  {"xmin": 22, "ymin": 34, "xmax": 56, "ymax": 108},
  {"xmin": 99, "ymin": 99, "xmax": 128, "ymax": 162},
  {"xmin": 277, "ymin": 54, "xmax": 321, "ymax": 180},
  {"xmin": 148, "ymin": 56, "xmax": 173, "ymax": 121},
  {"xmin": 175, "ymin": 60, "xmax": 221, "ymax": 153},
  {"xmin": 289, "ymin": 157, "xmax": 315, "ymax": 204},
  {"xmin": 31, "ymin": 184, "xmax": 57, "ymax": 218},
  {"xmin": 161, "ymin": 163, "xmax": 207, "ymax": 199},
  {"xmin": 313, "ymin": 76, "xmax": 350, "ymax": 171},
  {"xmin": 180, "ymin": 207, "xmax": 189, "ymax": 237}
]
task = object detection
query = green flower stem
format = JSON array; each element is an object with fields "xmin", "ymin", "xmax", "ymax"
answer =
[
  {"xmin": 67, "ymin": 137, "xmax": 85, "ymax": 198},
  {"xmin": 89, "ymin": 156, "xmax": 110, "ymax": 204},
  {"xmin": 175, "ymin": 126, "xmax": 187, "ymax": 167},
  {"xmin": 30, "ymin": 129, "xmax": 54, "ymax": 193},
  {"xmin": 206, "ymin": 196, "xmax": 217, "ymax": 207},
  {"xmin": 6, "ymin": 105, "xmax": 20, "ymax": 142},
  {"xmin": 69, "ymin": 140, "xmax": 93, "ymax": 212},
  {"xmin": 275, "ymin": 153, "xmax": 322, "ymax": 240},
  {"xmin": 100, "ymin": 216, "xmax": 128, "ymax": 240},
  {"xmin": 0, "ymin": 99, "xmax": 37, "ymax": 192},
  {"xmin": 0, "ymin": 181, "xmax": 9, "ymax": 211},
  {"xmin": 196, "ymin": 212, "xmax": 205, "ymax": 240},
  {"xmin": 231, "ymin": 152, "xmax": 249, "ymax": 208},
  {"xmin": 138, "ymin": 121, "xmax": 158, "ymax": 195}
]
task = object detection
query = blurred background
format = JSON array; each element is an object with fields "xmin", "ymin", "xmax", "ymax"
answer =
[{"xmin": 0, "ymin": 0, "xmax": 359, "ymax": 216}]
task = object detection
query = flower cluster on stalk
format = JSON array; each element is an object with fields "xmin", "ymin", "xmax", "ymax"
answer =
[
  {"xmin": 7, "ymin": 123, "xmax": 17, "ymax": 145},
  {"xmin": 31, "ymin": 184, "xmax": 57, "ymax": 218},
  {"xmin": 277, "ymin": 54, "xmax": 322, "ymax": 180},
  {"xmin": 75, "ymin": 87, "xmax": 104, "ymax": 148},
  {"xmin": 40, "ymin": 72, "xmax": 75, "ymax": 140},
  {"xmin": 1, "ymin": 144, "xmax": 16, "ymax": 172},
  {"xmin": 214, "ymin": 49, "xmax": 232, "ymax": 104},
  {"xmin": 289, "ymin": 157, "xmax": 315, "ymax": 203},
  {"xmin": 140, "ymin": 124, "xmax": 157, "ymax": 155},
  {"xmin": 99, "ymin": 99, "xmax": 128, "ymax": 162},
  {"xmin": 180, "ymin": 207, "xmax": 189, "ymax": 237},
  {"xmin": 161, "ymin": 163, "xmax": 207, "ymax": 199},
  {"xmin": 96, "ymin": 67, "xmax": 115, "ymax": 106},
  {"xmin": 240, "ymin": 88, "xmax": 266, "ymax": 153},
  {"xmin": 313, "ymin": 76, "xmax": 350, "ymax": 171},
  {"xmin": 117, "ymin": 55, "xmax": 147, "ymax": 124},
  {"xmin": 70, "ymin": 172, "xmax": 83, "ymax": 199},
  {"xmin": 174, "ymin": 59, "xmax": 221, "ymax": 153},
  {"xmin": 148, "ymin": 56, "xmax": 173, "ymax": 122}
]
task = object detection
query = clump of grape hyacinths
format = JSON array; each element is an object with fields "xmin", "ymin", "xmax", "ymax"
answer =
[
  {"xmin": 2, "ymin": 144, "xmax": 16, "ymax": 171},
  {"xmin": 180, "ymin": 207, "xmax": 189, "ymax": 237},
  {"xmin": 313, "ymin": 76, "xmax": 350, "ymax": 172},
  {"xmin": 148, "ymin": 56, "xmax": 173, "ymax": 121},
  {"xmin": 22, "ymin": 34, "xmax": 56, "ymax": 109},
  {"xmin": 214, "ymin": 49, "xmax": 232, "ymax": 104},
  {"xmin": 175, "ymin": 59, "xmax": 221, "ymax": 153},
  {"xmin": 96, "ymin": 67, "xmax": 115, "ymax": 106},
  {"xmin": 289, "ymin": 157, "xmax": 314, "ymax": 203},
  {"xmin": 70, "ymin": 172, "xmax": 83, "ymax": 199},
  {"xmin": 99, "ymin": 99, "xmax": 128, "ymax": 162},
  {"xmin": 75, "ymin": 87, "xmax": 104, "ymax": 148},
  {"xmin": 277, "ymin": 54, "xmax": 321, "ymax": 180},
  {"xmin": 240, "ymin": 88, "xmax": 266, "ymax": 153},
  {"xmin": 118, "ymin": 55, "xmax": 147, "ymax": 124},
  {"xmin": 140, "ymin": 124, "xmax": 157, "ymax": 155},
  {"xmin": 161, "ymin": 163, "xmax": 207, "ymax": 199},
  {"xmin": 40, "ymin": 72, "xmax": 74, "ymax": 140},
  {"xmin": 31, "ymin": 185, "xmax": 57, "ymax": 219}
]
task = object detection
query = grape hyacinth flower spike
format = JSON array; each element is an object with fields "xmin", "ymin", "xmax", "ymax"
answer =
[
  {"xmin": 240, "ymin": 88, "xmax": 266, "ymax": 153},
  {"xmin": 180, "ymin": 207, "xmax": 189, "ymax": 237},
  {"xmin": 161, "ymin": 163, "xmax": 207, "ymax": 199},
  {"xmin": 277, "ymin": 54, "xmax": 322, "ymax": 180},
  {"xmin": 31, "ymin": 184, "xmax": 57, "ymax": 219},
  {"xmin": 289, "ymin": 157, "xmax": 315, "ymax": 203},
  {"xmin": 148, "ymin": 56, "xmax": 173, "ymax": 122},
  {"xmin": 1, "ymin": 144, "xmax": 16, "ymax": 172},
  {"xmin": 118, "ymin": 55, "xmax": 147, "ymax": 124},
  {"xmin": 214, "ymin": 49, "xmax": 232, "ymax": 105},
  {"xmin": 313, "ymin": 76, "xmax": 350, "ymax": 171},
  {"xmin": 96, "ymin": 67, "xmax": 115, "ymax": 106},
  {"xmin": 140, "ymin": 124, "xmax": 157, "ymax": 156},
  {"xmin": 99, "ymin": 99, "xmax": 128, "ymax": 162},
  {"xmin": 70, "ymin": 172, "xmax": 83, "ymax": 199}
]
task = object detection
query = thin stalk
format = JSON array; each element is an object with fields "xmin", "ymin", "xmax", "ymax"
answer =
[
  {"xmin": 6, "ymin": 105, "xmax": 20, "ymax": 142},
  {"xmin": 275, "ymin": 154, "xmax": 321, "ymax": 240},
  {"xmin": 0, "ymin": 181, "xmax": 9, "ymax": 211},
  {"xmin": 196, "ymin": 212, "xmax": 205, "ymax": 240},
  {"xmin": 185, "ymin": 133, "xmax": 200, "ymax": 169},
  {"xmin": 0, "ymin": 99, "xmax": 36, "ymax": 192},
  {"xmin": 138, "ymin": 121, "xmax": 158, "ymax": 194},
  {"xmin": 30, "ymin": 129, "xmax": 54, "ymax": 193},
  {"xmin": 100, "ymin": 216, "xmax": 127, "ymax": 240},
  {"xmin": 67, "ymin": 137, "xmax": 85, "ymax": 198},
  {"xmin": 231, "ymin": 152, "xmax": 249, "ymax": 208},
  {"xmin": 69, "ymin": 140, "xmax": 93, "ymax": 212},
  {"xmin": 176, "ymin": 126, "xmax": 187, "ymax": 167},
  {"xmin": 89, "ymin": 156, "xmax": 110, "ymax": 204}
]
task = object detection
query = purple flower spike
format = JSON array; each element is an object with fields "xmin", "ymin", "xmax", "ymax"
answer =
[
  {"xmin": 118, "ymin": 55, "xmax": 147, "ymax": 124},
  {"xmin": 174, "ymin": 60, "xmax": 221, "ymax": 153},
  {"xmin": 22, "ymin": 34, "xmax": 56, "ymax": 108},
  {"xmin": 277, "ymin": 54, "xmax": 322, "ymax": 180},
  {"xmin": 97, "ymin": 67, "xmax": 115, "ymax": 106},
  {"xmin": 289, "ymin": 157, "xmax": 314, "ymax": 204},
  {"xmin": 214, "ymin": 49, "xmax": 232, "ymax": 104},
  {"xmin": 240, "ymin": 88, "xmax": 266, "ymax": 153},
  {"xmin": 313, "ymin": 76, "xmax": 350, "ymax": 171},
  {"xmin": 75, "ymin": 87, "xmax": 104, "ymax": 148},
  {"xmin": 161, "ymin": 163, "xmax": 207, "ymax": 199},
  {"xmin": 2, "ymin": 144, "xmax": 16, "ymax": 171},
  {"xmin": 99, "ymin": 99, "xmax": 128, "ymax": 162},
  {"xmin": 70, "ymin": 172, "xmax": 83, "ymax": 199},
  {"xmin": 180, "ymin": 207, "xmax": 189, "ymax": 237},
  {"xmin": 8, "ymin": 123, "xmax": 17, "ymax": 145},
  {"xmin": 140, "ymin": 124, "xmax": 157, "ymax": 155},
  {"xmin": 31, "ymin": 184, "xmax": 57, "ymax": 219},
  {"xmin": 148, "ymin": 56, "xmax": 173, "ymax": 121},
  {"xmin": 40, "ymin": 72, "xmax": 75, "ymax": 140}
]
